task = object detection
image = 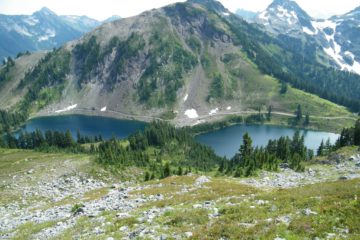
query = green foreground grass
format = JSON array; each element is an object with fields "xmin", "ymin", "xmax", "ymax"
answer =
[
  {"xmin": 1, "ymin": 149, "xmax": 360, "ymax": 239},
  {"xmin": 132, "ymin": 176, "xmax": 360, "ymax": 240}
]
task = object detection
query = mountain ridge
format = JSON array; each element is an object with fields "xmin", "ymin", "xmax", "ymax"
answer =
[
  {"xmin": 255, "ymin": 0, "xmax": 360, "ymax": 75},
  {"xmin": 0, "ymin": 7, "xmax": 120, "ymax": 60},
  {"xmin": 0, "ymin": 0, "xmax": 357, "ymax": 130}
]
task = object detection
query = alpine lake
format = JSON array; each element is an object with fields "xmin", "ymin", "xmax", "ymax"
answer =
[{"xmin": 20, "ymin": 115, "xmax": 339, "ymax": 158}]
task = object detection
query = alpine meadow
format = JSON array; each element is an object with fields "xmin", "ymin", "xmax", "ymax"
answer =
[{"xmin": 0, "ymin": 0, "xmax": 360, "ymax": 239}]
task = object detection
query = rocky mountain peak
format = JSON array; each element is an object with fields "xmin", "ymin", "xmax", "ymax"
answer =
[
  {"xmin": 187, "ymin": 0, "xmax": 228, "ymax": 14},
  {"xmin": 269, "ymin": 0, "xmax": 298, "ymax": 9},
  {"xmin": 36, "ymin": 7, "xmax": 57, "ymax": 16},
  {"xmin": 256, "ymin": 0, "xmax": 314, "ymax": 35}
]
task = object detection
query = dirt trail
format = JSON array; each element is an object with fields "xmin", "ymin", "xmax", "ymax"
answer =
[{"xmin": 34, "ymin": 107, "xmax": 358, "ymax": 128}]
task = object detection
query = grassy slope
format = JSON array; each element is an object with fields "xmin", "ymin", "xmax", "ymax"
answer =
[
  {"xmin": 0, "ymin": 149, "xmax": 95, "ymax": 206},
  {"xmin": 132, "ymin": 177, "xmax": 360, "ymax": 240},
  {"xmin": 0, "ymin": 52, "xmax": 46, "ymax": 110},
  {"xmin": 1, "ymin": 148, "xmax": 359, "ymax": 239},
  {"xmin": 218, "ymin": 49, "xmax": 356, "ymax": 132}
]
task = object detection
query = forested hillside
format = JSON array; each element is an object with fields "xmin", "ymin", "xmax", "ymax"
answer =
[{"xmin": 0, "ymin": 0, "xmax": 358, "ymax": 132}]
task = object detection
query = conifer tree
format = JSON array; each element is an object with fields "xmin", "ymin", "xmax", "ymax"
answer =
[
  {"xmin": 65, "ymin": 130, "xmax": 74, "ymax": 147},
  {"xmin": 295, "ymin": 104, "xmax": 302, "ymax": 122},
  {"xmin": 177, "ymin": 166, "xmax": 183, "ymax": 176},
  {"xmin": 304, "ymin": 114, "xmax": 310, "ymax": 125},
  {"xmin": 317, "ymin": 140, "xmax": 324, "ymax": 156},
  {"xmin": 240, "ymin": 133, "xmax": 253, "ymax": 161},
  {"xmin": 354, "ymin": 120, "xmax": 360, "ymax": 146},
  {"xmin": 144, "ymin": 171, "xmax": 150, "ymax": 181},
  {"xmin": 163, "ymin": 163, "xmax": 171, "ymax": 178},
  {"xmin": 267, "ymin": 105, "xmax": 272, "ymax": 121}
]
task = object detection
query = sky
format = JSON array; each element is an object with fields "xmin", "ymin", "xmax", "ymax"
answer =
[{"xmin": 0, "ymin": 0, "xmax": 359, "ymax": 20}]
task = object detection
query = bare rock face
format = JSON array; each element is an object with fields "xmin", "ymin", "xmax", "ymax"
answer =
[{"xmin": 255, "ymin": 0, "xmax": 360, "ymax": 75}]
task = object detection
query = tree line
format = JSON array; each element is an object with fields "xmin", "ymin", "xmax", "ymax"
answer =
[
  {"xmin": 0, "ymin": 129, "xmax": 101, "ymax": 152},
  {"xmin": 0, "ymin": 110, "xmax": 28, "ymax": 135},
  {"xmin": 1, "ymin": 120, "xmax": 359, "ymax": 181},
  {"xmin": 219, "ymin": 130, "xmax": 310, "ymax": 177},
  {"xmin": 97, "ymin": 121, "xmax": 223, "ymax": 180},
  {"xmin": 0, "ymin": 56, "xmax": 15, "ymax": 85},
  {"xmin": 335, "ymin": 120, "xmax": 360, "ymax": 149},
  {"xmin": 225, "ymin": 16, "xmax": 360, "ymax": 113}
]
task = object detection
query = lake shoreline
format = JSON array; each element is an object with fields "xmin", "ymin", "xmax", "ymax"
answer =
[
  {"xmin": 31, "ymin": 109, "xmax": 347, "ymax": 134},
  {"xmin": 19, "ymin": 114, "xmax": 339, "ymax": 159}
]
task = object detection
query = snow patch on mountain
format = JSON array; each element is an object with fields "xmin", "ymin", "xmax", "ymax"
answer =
[
  {"xmin": 344, "ymin": 51, "xmax": 355, "ymax": 60},
  {"xmin": 55, "ymin": 104, "xmax": 78, "ymax": 113},
  {"xmin": 209, "ymin": 108, "xmax": 219, "ymax": 116},
  {"xmin": 38, "ymin": 29, "xmax": 56, "ymax": 42},
  {"xmin": 276, "ymin": 6, "xmax": 298, "ymax": 25},
  {"xmin": 185, "ymin": 109, "xmax": 198, "ymax": 119},
  {"xmin": 13, "ymin": 25, "xmax": 33, "ymax": 37},
  {"xmin": 309, "ymin": 19, "xmax": 360, "ymax": 74},
  {"xmin": 323, "ymin": 44, "xmax": 360, "ymax": 74},
  {"xmin": 258, "ymin": 11, "xmax": 269, "ymax": 21},
  {"xmin": 256, "ymin": 0, "xmax": 360, "ymax": 76},
  {"xmin": 23, "ymin": 17, "xmax": 39, "ymax": 26},
  {"xmin": 303, "ymin": 27, "xmax": 315, "ymax": 35},
  {"xmin": 311, "ymin": 20, "xmax": 336, "ymax": 35}
]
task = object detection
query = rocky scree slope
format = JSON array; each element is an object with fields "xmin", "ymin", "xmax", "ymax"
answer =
[{"xmin": 1, "ymin": 148, "xmax": 360, "ymax": 239}]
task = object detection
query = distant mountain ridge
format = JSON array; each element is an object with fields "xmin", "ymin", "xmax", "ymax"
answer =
[
  {"xmin": 0, "ymin": 7, "xmax": 121, "ymax": 60},
  {"xmin": 254, "ymin": 0, "xmax": 360, "ymax": 75},
  {"xmin": 235, "ymin": 9, "xmax": 258, "ymax": 21}
]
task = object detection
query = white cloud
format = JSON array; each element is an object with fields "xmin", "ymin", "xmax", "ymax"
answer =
[{"xmin": 0, "ymin": 0, "xmax": 359, "ymax": 20}]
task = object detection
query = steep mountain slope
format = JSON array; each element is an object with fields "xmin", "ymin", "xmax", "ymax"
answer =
[
  {"xmin": 255, "ymin": 0, "xmax": 360, "ymax": 75},
  {"xmin": 0, "ymin": 52, "xmax": 46, "ymax": 109},
  {"xmin": 326, "ymin": 7, "xmax": 360, "ymax": 72},
  {"xmin": 251, "ymin": 0, "xmax": 360, "ymax": 111},
  {"xmin": 0, "ymin": 0, "xmax": 355, "ymax": 128},
  {"xmin": 0, "ymin": 7, "xmax": 118, "ymax": 60}
]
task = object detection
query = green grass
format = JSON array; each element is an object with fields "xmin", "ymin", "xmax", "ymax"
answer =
[
  {"xmin": 1, "ymin": 148, "xmax": 359, "ymax": 239},
  {"xmin": 134, "ymin": 176, "xmax": 259, "ymax": 208},
  {"xmin": 197, "ymin": 179, "xmax": 360, "ymax": 240},
  {"xmin": 266, "ymin": 113, "xmax": 354, "ymax": 133},
  {"xmin": 221, "ymin": 48, "xmax": 357, "ymax": 132},
  {"xmin": 0, "ymin": 148, "xmax": 106, "ymax": 207},
  {"xmin": 162, "ymin": 208, "xmax": 209, "ymax": 227},
  {"xmin": 11, "ymin": 220, "xmax": 58, "ymax": 240},
  {"xmin": 53, "ymin": 216, "xmax": 96, "ymax": 240},
  {"xmin": 0, "ymin": 149, "xmax": 92, "ymax": 180},
  {"xmin": 229, "ymin": 56, "xmax": 352, "ymax": 118},
  {"xmin": 277, "ymin": 84, "xmax": 352, "ymax": 118},
  {"xmin": 131, "ymin": 175, "xmax": 360, "ymax": 240}
]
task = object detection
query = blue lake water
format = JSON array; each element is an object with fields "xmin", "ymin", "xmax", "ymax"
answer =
[
  {"xmin": 19, "ymin": 115, "xmax": 146, "ymax": 140},
  {"xmin": 196, "ymin": 124, "xmax": 339, "ymax": 158},
  {"xmin": 20, "ymin": 115, "xmax": 339, "ymax": 158}
]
